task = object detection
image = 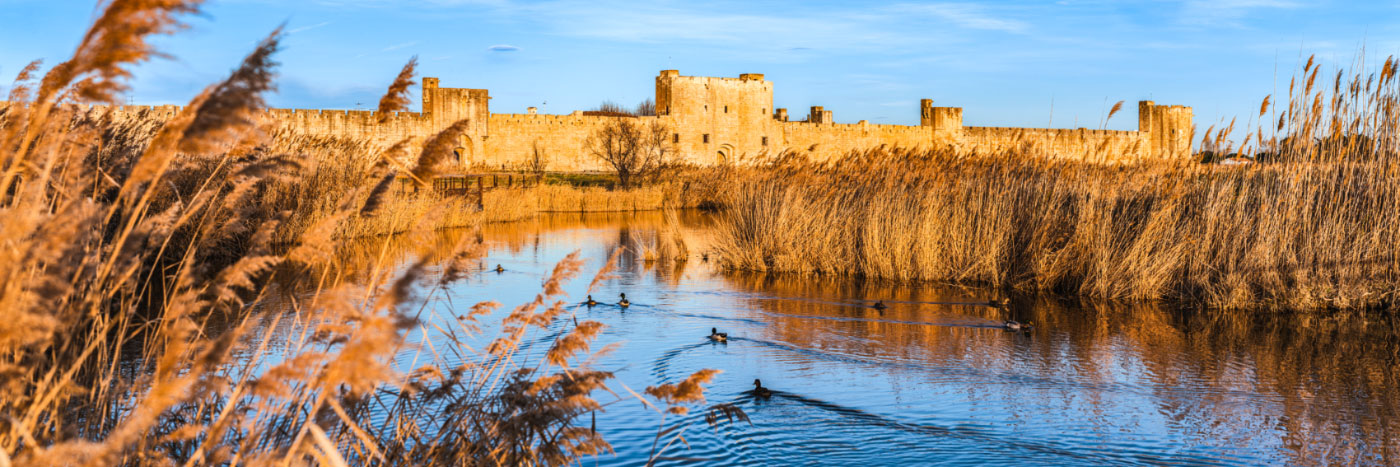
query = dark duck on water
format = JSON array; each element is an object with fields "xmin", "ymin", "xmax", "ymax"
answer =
[{"xmin": 752, "ymin": 379, "xmax": 773, "ymax": 398}]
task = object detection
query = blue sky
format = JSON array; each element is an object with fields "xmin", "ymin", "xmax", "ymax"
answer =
[{"xmin": 3, "ymin": 0, "xmax": 1399, "ymax": 134}]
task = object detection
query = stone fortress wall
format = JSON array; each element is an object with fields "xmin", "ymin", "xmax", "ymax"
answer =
[{"xmin": 35, "ymin": 71, "xmax": 1194, "ymax": 171}]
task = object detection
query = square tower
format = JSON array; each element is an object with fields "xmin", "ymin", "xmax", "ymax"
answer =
[
  {"xmin": 1138, "ymin": 100, "xmax": 1194, "ymax": 158},
  {"xmin": 654, "ymin": 71, "xmax": 776, "ymax": 164},
  {"xmin": 421, "ymin": 77, "xmax": 491, "ymax": 164}
]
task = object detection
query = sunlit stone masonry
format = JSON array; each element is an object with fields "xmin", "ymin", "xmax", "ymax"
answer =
[{"xmin": 53, "ymin": 70, "xmax": 1195, "ymax": 170}]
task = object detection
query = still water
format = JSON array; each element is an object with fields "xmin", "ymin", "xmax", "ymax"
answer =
[{"xmin": 281, "ymin": 211, "xmax": 1400, "ymax": 466}]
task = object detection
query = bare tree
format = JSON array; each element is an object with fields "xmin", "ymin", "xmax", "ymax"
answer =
[
  {"xmin": 637, "ymin": 118, "xmax": 675, "ymax": 182},
  {"xmin": 584, "ymin": 99, "xmax": 656, "ymax": 117},
  {"xmin": 635, "ymin": 98, "xmax": 656, "ymax": 116},
  {"xmin": 585, "ymin": 118, "xmax": 672, "ymax": 189},
  {"xmin": 584, "ymin": 101, "xmax": 633, "ymax": 117},
  {"xmin": 527, "ymin": 140, "xmax": 549, "ymax": 181}
]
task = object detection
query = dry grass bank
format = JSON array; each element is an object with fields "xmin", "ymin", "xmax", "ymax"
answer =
[
  {"xmin": 66, "ymin": 109, "xmax": 709, "ymax": 244},
  {"xmin": 711, "ymin": 57, "xmax": 1400, "ymax": 311},
  {"xmin": 0, "ymin": 4, "xmax": 738, "ymax": 464}
]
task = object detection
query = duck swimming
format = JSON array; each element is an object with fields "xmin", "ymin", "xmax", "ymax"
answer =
[
  {"xmin": 585, "ymin": 295, "xmax": 597, "ymax": 306},
  {"xmin": 752, "ymin": 379, "xmax": 773, "ymax": 398},
  {"xmin": 618, "ymin": 293, "xmax": 630, "ymax": 308},
  {"xmin": 872, "ymin": 301, "xmax": 887, "ymax": 310},
  {"xmin": 1003, "ymin": 320, "xmax": 1033, "ymax": 332},
  {"xmin": 494, "ymin": 264, "xmax": 504, "ymax": 273},
  {"xmin": 988, "ymin": 297, "xmax": 1010, "ymax": 307},
  {"xmin": 709, "ymin": 327, "xmax": 728, "ymax": 343}
]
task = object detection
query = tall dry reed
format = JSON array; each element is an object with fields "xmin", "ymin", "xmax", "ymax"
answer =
[
  {"xmin": 711, "ymin": 56, "xmax": 1400, "ymax": 311},
  {"xmin": 1, "ymin": 2, "xmax": 739, "ymax": 465}
]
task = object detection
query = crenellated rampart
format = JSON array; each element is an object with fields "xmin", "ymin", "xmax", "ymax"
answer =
[{"xmin": 7, "ymin": 71, "xmax": 1193, "ymax": 169}]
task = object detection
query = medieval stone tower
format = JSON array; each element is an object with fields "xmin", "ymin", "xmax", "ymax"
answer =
[
  {"xmin": 655, "ymin": 70, "xmax": 777, "ymax": 163},
  {"xmin": 1138, "ymin": 101, "xmax": 1194, "ymax": 159},
  {"xmin": 920, "ymin": 99, "xmax": 964, "ymax": 141},
  {"xmin": 421, "ymin": 77, "xmax": 490, "ymax": 163}
]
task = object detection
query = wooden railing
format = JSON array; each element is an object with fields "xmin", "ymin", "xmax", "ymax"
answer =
[{"xmin": 397, "ymin": 173, "xmax": 541, "ymax": 208}]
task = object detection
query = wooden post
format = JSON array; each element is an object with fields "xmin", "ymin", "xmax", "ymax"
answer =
[
  {"xmin": 508, "ymin": 175, "xmax": 514, "ymax": 188},
  {"xmin": 476, "ymin": 177, "xmax": 485, "ymax": 209}
]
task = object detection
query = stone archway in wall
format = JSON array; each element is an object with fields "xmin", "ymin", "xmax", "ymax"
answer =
[
  {"xmin": 455, "ymin": 135, "xmax": 474, "ymax": 169},
  {"xmin": 717, "ymin": 144, "xmax": 735, "ymax": 164}
]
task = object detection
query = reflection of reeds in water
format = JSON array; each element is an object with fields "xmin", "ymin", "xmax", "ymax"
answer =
[{"xmin": 723, "ymin": 268, "xmax": 1400, "ymax": 464}]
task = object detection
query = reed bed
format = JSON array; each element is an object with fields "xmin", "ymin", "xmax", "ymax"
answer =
[
  {"xmin": 630, "ymin": 209, "xmax": 692, "ymax": 265},
  {"xmin": 1, "ymin": 3, "xmax": 740, "ymax": 465},
  {"xmin": 711, "ymin": 56, "xmax": 1400, "ymax": 311}
]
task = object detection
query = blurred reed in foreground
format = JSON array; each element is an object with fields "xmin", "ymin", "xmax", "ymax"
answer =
[{"xmin": 0, "ymin": 2, "xmax": 738, "ymax": 464}]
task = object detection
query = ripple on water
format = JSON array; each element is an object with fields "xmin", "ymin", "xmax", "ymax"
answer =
[{"xmin": 241, "ymin": 212, "xmax": 1400, "ymax": 466}]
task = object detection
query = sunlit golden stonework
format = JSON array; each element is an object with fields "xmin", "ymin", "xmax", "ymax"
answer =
[{"xmin": 44, "ymin": 70, "xmax": 1193, "ymax": 169}]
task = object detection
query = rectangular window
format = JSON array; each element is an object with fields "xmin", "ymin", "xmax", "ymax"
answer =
[
  {"xmin": 703, "ymin": 134, "xmax": 710, "ymax": 143},
  {"xmin": 761, "ymin": 136, "xmax": 769, "ymax": 146},
  {"xmin": 673, "ymin": 133, "xmax": 680, "ymax": 143}
]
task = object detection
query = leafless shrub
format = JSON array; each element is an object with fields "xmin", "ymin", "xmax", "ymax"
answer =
[
  {"xmin": 635, "ymin": 97, "xmax": 656, "ymax": 116},
  {"xmin": 527, "ymin": 139, "xmax": 549, "ymax": 179},
  {"xmin": 586, "ymin": 118, "xmax": 674, "ymax": 189}
]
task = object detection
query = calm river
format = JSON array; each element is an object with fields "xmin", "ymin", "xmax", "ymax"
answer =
[{"xmin": 268, "ymin": 211, "xmax": 1400, "ymax": 466}]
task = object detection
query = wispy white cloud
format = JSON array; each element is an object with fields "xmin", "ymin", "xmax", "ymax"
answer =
[
  {"xmin": 299, "ymin": 0, "xmax": 510, "ymax": 7},
  {"xmin": 253, "ymin": 0, "xmax": 1033, "ymax": 59},
  {"xmin": 289, "ymin": 21, "xmax": 332, "ymax": 34},
  {"xmin": 498, "ymin": 1, "xmax": 985, "ymax": 58},
  {"xmin": 350, "ymin": 40, "xmax": 420, "ymax": 58},
  {"xmin": 1178, "ymin": 0, "xmax": 1303, "ymax": 27},
  {"xmin": 381, "ymin": 41, "xmax": 420, "ymax": 52},
  {"xmin": 890, "ymin": 3, "xmax": 1030, "ymax": 33}
]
